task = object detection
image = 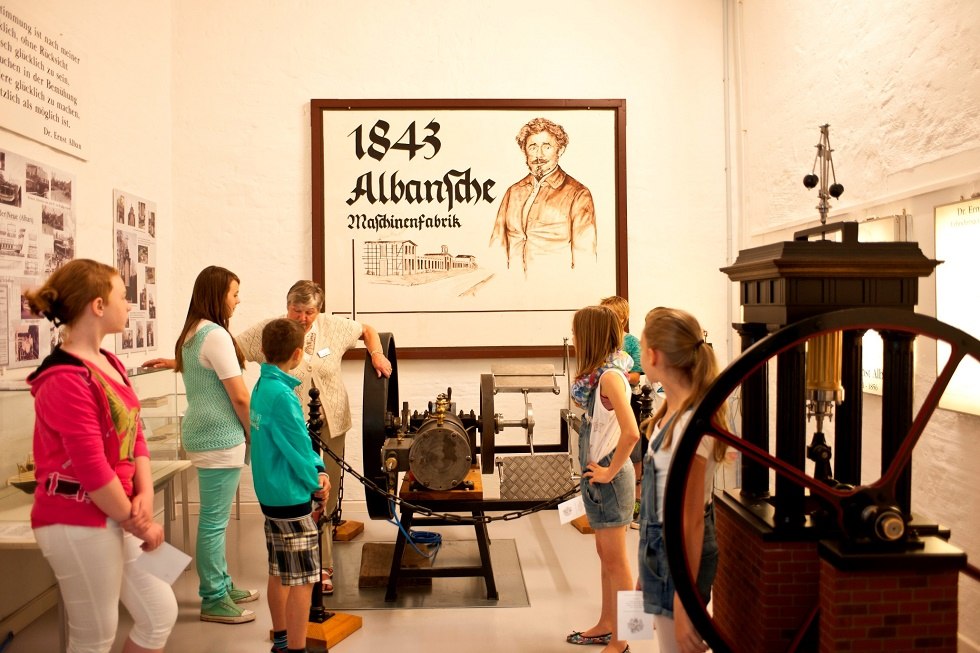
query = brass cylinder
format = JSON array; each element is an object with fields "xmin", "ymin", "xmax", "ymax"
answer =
[{"xmin": 806, "ymin": 331, "xmax": 844, "ymax": 398}]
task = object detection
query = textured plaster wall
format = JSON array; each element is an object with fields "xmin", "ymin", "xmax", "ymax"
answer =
[
  {"xmin": 735, "ymin": 0, "xmax": 980, "ymax": 238},
  {"xmin": 169, "ymin": 0, "xmax": 730, "ymax": 502}
]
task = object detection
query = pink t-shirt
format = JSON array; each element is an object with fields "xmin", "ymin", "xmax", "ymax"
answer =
[{"xmin": 28, "ymin": 348, "xmax": 149, "ymax": 529}]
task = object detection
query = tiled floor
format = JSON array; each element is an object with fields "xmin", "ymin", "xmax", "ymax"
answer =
[{"xmin": 5, "ymin": 507, "xmax": 655, "ymax": 652}]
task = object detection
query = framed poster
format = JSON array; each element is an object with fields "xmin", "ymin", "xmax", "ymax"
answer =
[
  {"xmin": 312, "ymin": 99, "xmax": 628, "ymax": 358},
  {"xmin": 935, "ymin": 196, "xmax": 980, "ymax": 415}
]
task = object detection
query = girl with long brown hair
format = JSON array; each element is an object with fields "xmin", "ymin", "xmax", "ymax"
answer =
[{"xmin": 175, "ymin": 265, "xmax": 258, "ymax": 624}]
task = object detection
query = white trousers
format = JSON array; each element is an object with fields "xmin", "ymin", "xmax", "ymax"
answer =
[{"xmin": 34, "ymin": 521, "xmax": 178, "ymax": 653}]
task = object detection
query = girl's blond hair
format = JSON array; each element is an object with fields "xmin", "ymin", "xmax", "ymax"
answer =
[{"xmin": 642, "ymin": 307, "xmax": 728, "ymax": 461}]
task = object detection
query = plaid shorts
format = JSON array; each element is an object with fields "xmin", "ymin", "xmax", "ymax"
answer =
[{"xmin": 264, "ymin": 514, "xmax": 321, "ymax": 586}]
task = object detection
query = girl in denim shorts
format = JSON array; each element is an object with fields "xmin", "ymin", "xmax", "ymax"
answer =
[
  {"xmin": 565, "ymin": 305, "xmax": 640, "ymax": 653},
  {"xmin": 636, "ymin": 307, "xmax": 728, "ymax": 653}
]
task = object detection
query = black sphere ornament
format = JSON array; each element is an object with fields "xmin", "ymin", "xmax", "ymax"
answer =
[
  {"xmin": 829, "ymin": 183, "xmax": 844, "ymax": 199},
  {"xmin": 803, "ymin": 174, "xmax": 819, "ymax": 189}
]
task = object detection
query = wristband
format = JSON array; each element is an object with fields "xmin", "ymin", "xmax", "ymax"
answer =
[{"xmin": 370, "ymin": 349, "xmax": 383, "ymax": 356}]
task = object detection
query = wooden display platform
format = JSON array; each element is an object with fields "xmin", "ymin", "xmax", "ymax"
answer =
[
  {"xmin": 333, "ymin": 519, "xmax": 364, "ymax": 542},
  {"xmin": 306, "ymin": 612, "xmax": 363, "ymax": 649},
  {"xmin": 571, "ymin": 515, "xmax": 594, "ymax": 534},
  {"xmin": 399, "ymin": 466, "xmax": 483, "ymax": 501},
  {"xmin": 270, "ymin": 612, "xmax": 362, "ymax": 651},
  {"xmin": 358, "ymin": 541, "xmax": 433, "ymax": 588}
]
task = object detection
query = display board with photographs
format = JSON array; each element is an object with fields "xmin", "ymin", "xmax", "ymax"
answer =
[
  {"xmin": 0, "ymin": 147, "xmax": 76, "ymax": 370},
  {"xmin": 113, "ymin": 189, "xmax": 158, "ymax": 353}
]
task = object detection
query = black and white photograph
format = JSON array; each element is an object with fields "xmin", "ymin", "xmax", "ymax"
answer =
[
  {"xmin": 138, "ymin": 201, "xmax": 146, "ymax": 230},
  {"xmin": 19, "ymin": 290, "xmax": 34, "ymax": 319},
  {"xmin": 49, "ymin": 172, "xmax": 72, "ymax": 204},
  {"xmin": 145, "ymin": 265, "xmax": 156, "ymax": 284},
  {"xmin": 15, "ymin": 324, "xmax": 39, "ymax": 362},
  {"xmin": 115, "ymin": 229, "xmax": 138, "ymax": 304},
  {"xmin": 0, "ymin": 164, "xmax": 23, "ymax": 207},
  {"xmin": 138, "ymin": 244, "xmax": 149, "ymax": 263},
  {"xmin": 25, "ymin": 163, "xmax": 49, "ymax": 199},
  {"xmin": 41, "ymin": 206, "xmax": 66, "ymax": 232}
]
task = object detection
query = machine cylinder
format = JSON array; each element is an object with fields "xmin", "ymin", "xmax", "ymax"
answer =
[{"xmin": 409, "ymin": 412, "xmax": 472, "ymax": 491}]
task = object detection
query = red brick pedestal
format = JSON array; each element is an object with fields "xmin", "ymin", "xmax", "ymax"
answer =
[
  {"xmin": 818, "ymin": 538, "xmax": 964, "ymax": 652},
  {"xmin": 712, "ymin": 491, "xmax": 965, "ymax": 652},
  {"xmin": 713, "ymin": 492, "xmax": 822, "ymax": 652}
]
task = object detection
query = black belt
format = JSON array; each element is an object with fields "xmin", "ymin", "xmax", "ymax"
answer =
[{"xmin": 44, "ymin": 476, "xmax": 89, "ymax": 502}]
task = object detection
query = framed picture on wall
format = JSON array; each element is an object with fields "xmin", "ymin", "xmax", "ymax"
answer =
[{"xmin": 311, "ymin": 99, "xmax": 628, "ymax": 358}]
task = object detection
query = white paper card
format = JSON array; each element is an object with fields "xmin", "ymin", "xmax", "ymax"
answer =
[
  {"xmin": 617, "ymin": 590, "xmax": 653, "ymax": 640},
  {"xmin": 134, "ymin": 542, "xmax": 192, "ymax": 585},
  {"xmin": 558, "ymin": 494, "xmax": 586, "ymax": 524}
]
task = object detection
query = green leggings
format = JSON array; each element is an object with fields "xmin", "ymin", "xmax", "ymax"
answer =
[{"xmin": 196, "ymin": 466, "xmax": 242, "ymax": 602}]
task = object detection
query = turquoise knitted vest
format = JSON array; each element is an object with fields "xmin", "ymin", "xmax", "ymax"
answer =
[{"xmin": 180, "ymin": 322, "xmax": 245, "ymax": 452}]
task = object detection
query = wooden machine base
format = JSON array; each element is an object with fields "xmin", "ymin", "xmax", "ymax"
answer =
[
  {"xmin": 385, "ymin": 466, "xmax": 496, "ymax": 602},
  {"xmin": 333, "ymin": 519, "xmax": 364, "ymax": 542},
  {"xmin": 359, "ymin": 541, "xmax": 433, "ymax": 588},
  {"xmin": 270, "ymin": 612, "xmax": 363, "ymax": 650}
]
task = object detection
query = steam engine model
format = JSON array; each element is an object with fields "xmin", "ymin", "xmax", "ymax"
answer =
[
  {"xmin": 380, "ymin": 391, "xmax": 475, "ymax": 492},
  {"xmin": 361, "ymin": 335, "xmax": 566, "ymax": 519}
]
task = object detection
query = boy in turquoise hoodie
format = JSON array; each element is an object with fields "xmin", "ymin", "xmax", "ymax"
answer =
[{"xmin": 250, "ymin": 318, "xmax": 329, "ymax": 653}]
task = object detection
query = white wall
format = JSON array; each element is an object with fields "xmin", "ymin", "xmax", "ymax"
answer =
[
  {"xmin": 169, "ymin": 0, "xmax": 730, "ymax": 499},
  {"xmin": 735, "ymin": 0, "xmax": 980, "ymax": 238}
]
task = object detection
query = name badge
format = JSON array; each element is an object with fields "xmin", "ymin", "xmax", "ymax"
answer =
[{"xmin": 317, "ymin": 347, "xmax": 331, "ymax": 358}]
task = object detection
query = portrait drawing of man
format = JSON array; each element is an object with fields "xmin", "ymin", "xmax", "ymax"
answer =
[{"xmin": 490, "ymin": 117, "xmax": 597, "ymax": 274}]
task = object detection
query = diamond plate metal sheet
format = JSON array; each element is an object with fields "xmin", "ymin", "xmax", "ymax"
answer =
[{"xmin": 498, "ymin": 453, "xmax": 576, "ymax": 501}]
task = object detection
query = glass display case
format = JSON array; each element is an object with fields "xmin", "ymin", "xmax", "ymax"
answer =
[{"xmin": 0, "ymin": 366, "xmax": 183, "ymax": 488}]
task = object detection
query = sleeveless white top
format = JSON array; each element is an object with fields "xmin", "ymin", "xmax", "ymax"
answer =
[{"xmin": 588, "ymin": 368, "xmax": 630, "ymax": 462}]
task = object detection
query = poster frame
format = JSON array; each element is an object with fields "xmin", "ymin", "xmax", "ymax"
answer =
[{"xmin": 311, "ymin": 98, "xmax": 628, "ymax": 359}]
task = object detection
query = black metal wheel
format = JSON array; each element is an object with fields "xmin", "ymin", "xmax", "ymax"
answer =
[
  {"xmin": 663, "ymin": 308, "xmax": 980, "ymax": 653},
  {"xmin": 362, "ymin": 332, "xmax": 399, "ymax": 519}
]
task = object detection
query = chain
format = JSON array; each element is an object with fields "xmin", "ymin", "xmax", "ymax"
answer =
[{"xmin": 321, "ymin": 446, "xmax": 580, "ymax": 524}]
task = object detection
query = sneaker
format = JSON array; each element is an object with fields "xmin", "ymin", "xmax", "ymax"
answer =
[
  {"xmin": 228, "ymin": 586, "xmax": 259, "ymax": 603},
  {"xmin": 200, "ymin": 595, "xmax": 256, "ymax": 624}
]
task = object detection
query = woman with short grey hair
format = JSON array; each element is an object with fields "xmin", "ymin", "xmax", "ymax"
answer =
[{"xmin": 235, "ymin": 280, "xmax": 391, "ymax": 594}]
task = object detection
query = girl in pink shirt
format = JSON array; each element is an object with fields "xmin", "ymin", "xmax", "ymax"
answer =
[{"xmin": 26, "ymin": 259, "xmax": 176, "ymax": 653}]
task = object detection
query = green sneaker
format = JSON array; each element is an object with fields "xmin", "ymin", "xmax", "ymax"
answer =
[
  {"xmin": 228, "ymin": 586, "xmax": 259, "ymax": 603},
  {"xmin": 200, "ymin": 595, "xmax": 256, "ymax": 624}
]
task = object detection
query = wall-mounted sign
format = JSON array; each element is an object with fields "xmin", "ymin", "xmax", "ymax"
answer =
[
  {"xmin": 311, "ymin": 99, "xmax": 628, "ymax": 357},
  {"xmin": 0, "ymin": 5, "xmax": 87, "ymax": 159}
]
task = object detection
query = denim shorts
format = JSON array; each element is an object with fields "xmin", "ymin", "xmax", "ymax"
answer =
[
  {"xmin": 639, "ymin": 504, "xmax": 718, "ymax": 616},
  {"xmin": 580, "ymin": 454, "xmax": 635, "ymax": 529}
]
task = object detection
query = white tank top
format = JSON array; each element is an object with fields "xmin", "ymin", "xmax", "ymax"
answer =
[{"xmin": 588, "ymin": 369, "xmax": 630, "ymax": 462}]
